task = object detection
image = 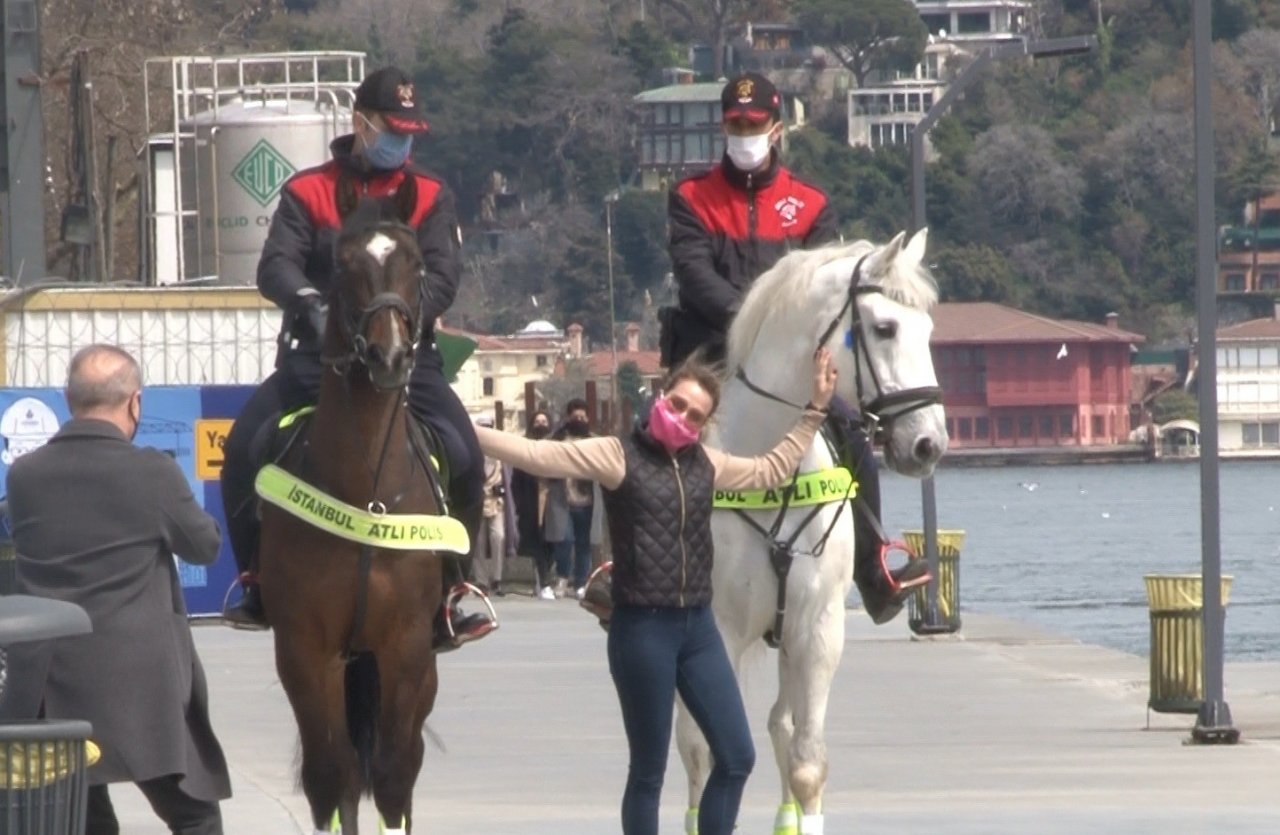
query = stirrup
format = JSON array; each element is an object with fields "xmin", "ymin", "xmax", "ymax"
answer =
[
  {"xmin": 441, "ymin": 582, "xmax": 499, "ymax": 649},
  {"xmin": 221, "ymin": 572, "xmax": 269, "ymax": 632},
  {"xmin": 578, "ymin": 562, "xmax": 613, "ymax": 631},
  {"xmin": 884, "ymin": 542, "xmax": 931, "ymax": 594}
]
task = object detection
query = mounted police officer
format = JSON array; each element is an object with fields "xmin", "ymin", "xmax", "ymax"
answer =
[
  {"xmin": 660, "ymin": 72, "xmax": 927, "ymax": 624},
  {"xmin": 221, "ymin": 66, "xmax": 493, "ymax": 648}
]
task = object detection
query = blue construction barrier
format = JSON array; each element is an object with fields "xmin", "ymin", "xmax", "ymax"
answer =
[{"xmin": 0, "ymin": 386, "xmax": 254, "ymax": 617}]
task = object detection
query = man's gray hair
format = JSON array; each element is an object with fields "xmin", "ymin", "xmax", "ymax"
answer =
[{"xmin": 65, "ymin": 344, "xmax": 143, "ymax": 415}]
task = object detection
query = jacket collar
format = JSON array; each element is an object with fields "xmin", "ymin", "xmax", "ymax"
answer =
[
  {"xmin": 720, "ymin": 149, "xmax": 782, "ymax": 191},
  {"xmin": 51, "ymin": 418, "xmax": 130, "ymax": 443},
  {"xmin": 631, "ymin": 422, "xmax": 701, "ymax": 463}
]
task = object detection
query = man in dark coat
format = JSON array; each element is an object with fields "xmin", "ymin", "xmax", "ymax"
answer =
[{"xmin": 2, "ymin": 344, "xmax": 230, "ymax": 835}]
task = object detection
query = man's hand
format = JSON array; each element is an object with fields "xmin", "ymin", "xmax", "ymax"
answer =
[{"xmin": 809, "ymin": 347, "xmax": 837, "ymax": 412}]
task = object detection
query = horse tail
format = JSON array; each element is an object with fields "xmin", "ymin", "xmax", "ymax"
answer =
[{"xmin": 344, "ymin": 650, "xmax": 380, "ymax": 791}]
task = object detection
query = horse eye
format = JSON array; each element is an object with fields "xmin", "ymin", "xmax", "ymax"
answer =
[{"xmin": 873, "ymin": 321, "xmax": 897, "ymax": 339}]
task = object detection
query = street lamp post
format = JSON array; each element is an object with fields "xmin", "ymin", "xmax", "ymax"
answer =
[
  {"xmin": 605, "ymin": 191, "xmax": 621, "ymax": 432},
  {"xmin": 908, "ymin": 35, "xmax": 1094, "ymax": 633}
]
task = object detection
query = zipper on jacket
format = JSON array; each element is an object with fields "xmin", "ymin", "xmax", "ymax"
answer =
[
  {"xmin": 672, "ymin": 454, "xmax": 688, "ymax": 607},
  {"xmin": 746, "ymin": 173, "xmax": 759, "ymax": 268}
]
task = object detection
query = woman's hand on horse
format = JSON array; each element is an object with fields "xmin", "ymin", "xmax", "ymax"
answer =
[{"xmin": 809, "ymin": 347, "xmax": 837, "ymax": 412}]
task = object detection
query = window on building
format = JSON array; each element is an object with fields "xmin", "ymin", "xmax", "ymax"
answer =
[
  {"xmin": 1264, "ymin": 423, "xmax": 1280, "ymax": 446},
  {"xmin": 1018, "ymin": 415, "xmax": 1034, "ymax": 438},
  {"xmin": 1261, "ymin": 347, "xmax": 1279, "ymax": 367},
  {"xmin": 655, "ymin": 105, "xmax": 668, "ymax": 126},
  {"xmin": 1243, "ymin": 423, "xmax": 1261, "ymax": 446},
  {"xmin": 1039, "ymin": 415, "xmax": 1055, "ymax": 438},
  {"xmin": 482, "ymin": 377, "xmax": 494, "ymax": 396},
  {"xmin": 1261, "ymin": 272, "xmax": 1280, "ymax": 290},
  {"xmin": 1060, "ymin": 414, "xmax": 1074, "ymax": 437},
  {"xmin": 482, "ymin": 359, "xmax": 492, "ymax": 373},
  {"xmin": 958, "ymin": 417, "xmax": 972, "ymax": 440},
  {"xmin": 1091, "ymin": 415, "xmax": 1105, "ymax": 438},
  {"xmin": 668, "ymin": 104, "xmax": 683, "ymax": 126},
  {"xmin": 924, "ymin": 54, "xmax": 940, "ymax": 80},
  {"xmin": 957, "ymin": 12, "xmax": 992, "ymax": 32},
  {"xmin": 921, "ymin": 13, "xmax": 948, "ymax": 34},
  {"xmin": 945, "ymin": 418, "xmax": 955, "ymax": 438},
  {"xmin": 536, "ymin": 354, "xmax": 548, "ymax": 368},
  {"xmin": 975, "ymin": 417, "xmax": 990, "ymax": 438},
  {"xmin": 1240, "ymin": 347, "xmax": 1260, "ymax": 369},
  {"xmin": 1225, "ymin": 272, "xmax": 1246, "ymax": 291},
  {"xmin": 997, "ymin": 416, "xmax": 1013, "ymax": 439}
]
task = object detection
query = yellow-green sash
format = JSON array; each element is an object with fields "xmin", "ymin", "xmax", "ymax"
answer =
[
  {"xmin": 712, "ymin": 467, "xmax": 856, "ymax": 510},
  {"xmin": 255, "ymin": 464, "xmax": 469, "ymax": 554}
]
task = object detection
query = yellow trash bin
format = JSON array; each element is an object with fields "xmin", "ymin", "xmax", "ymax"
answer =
[
  {"xmin": 903, "ymin": 530, "xmax": 965, "ymax": 635},
  {"xmin": 1143, "ymin": 574, "xmax": 1232, "ymax": 715}
]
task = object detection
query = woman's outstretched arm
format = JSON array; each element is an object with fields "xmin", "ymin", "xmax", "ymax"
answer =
[{"xmin": 475, "ymin": 428, "xmax": 627, "ymax": 490}]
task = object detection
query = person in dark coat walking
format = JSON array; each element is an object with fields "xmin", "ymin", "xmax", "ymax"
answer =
[{"xmin": 1, "ymin": 345, "xmax": 231, "ymax": 835}]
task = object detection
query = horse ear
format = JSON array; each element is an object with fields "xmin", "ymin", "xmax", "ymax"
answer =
[
  {"xmin": 870, "ymin": 231, "xmax": 906, "ymax": 276},
  {"xmin": 336, "ymin": 173, "xmax": 360, "ymax": 221},
  {"xmin": 901, "ymin": 228, "xmax": 928, "ymax": 266},
  {"xmin": 392, "ymin": 174, "xmax": 418, "ymax": 225}
]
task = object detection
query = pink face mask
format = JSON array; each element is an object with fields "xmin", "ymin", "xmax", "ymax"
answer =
[{"xmin": 649, "ymin": 396, "xmax": 701, "ymax": 454}]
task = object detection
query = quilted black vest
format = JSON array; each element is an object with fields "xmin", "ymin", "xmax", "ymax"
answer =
[{"xmin": 604, "ymin": 426, "xmax": 716, "ymax": 608}]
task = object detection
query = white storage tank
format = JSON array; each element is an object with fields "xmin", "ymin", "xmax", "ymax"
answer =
[
  {"xmin": 143, "ymin": 52, "xmax": 365, "ymax": 287},
  {"xmin": 182, "ymin": 97, "xmax": 349, "ymax": 284}
]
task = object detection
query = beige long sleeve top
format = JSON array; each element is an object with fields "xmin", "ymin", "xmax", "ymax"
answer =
[{"xmin": 475, "ymin": 409, "xmax": 827, "ymax": 493}]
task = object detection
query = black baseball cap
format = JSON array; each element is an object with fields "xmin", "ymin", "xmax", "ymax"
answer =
[
  {"xmin": 721, "ymin": 72, "xmax": 781, "ymax": 124},
  {"xmin": 355, "ymin": 66, "xmax": 430, "ymax": 134}
]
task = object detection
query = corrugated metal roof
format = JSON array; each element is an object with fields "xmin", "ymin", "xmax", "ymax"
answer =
[
  {"xmin": 931, "ymin": 302, "xmax": 1144, "ymax": 344},
  {"xmin": 634, "ymin": 83, "xmax": 723, "ymax": 104}
]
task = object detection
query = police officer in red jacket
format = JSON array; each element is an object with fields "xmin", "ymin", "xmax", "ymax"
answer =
[
  {"xmin": 663, "ymin": 72, "xmax": 926, "ymax": 624},
  {"xmin": 221, "ymin": 66, "xmax": 493, "ymax": 647}
]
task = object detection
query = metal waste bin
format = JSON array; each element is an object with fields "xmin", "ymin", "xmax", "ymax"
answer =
[
  {"xmin": 903, "ymin": 530, "xmax": 965, "ymax": 635},
  {"xmin": 0, "ymin": 720, "xmax": 94, "ymax": 834},
  {"xmin": 0, "ymin": 596, "xmax": 94, "ymax": 834},
  {"xmin": 1143, "ymin": 574, "xmax": 1232, "ymax": 715}
]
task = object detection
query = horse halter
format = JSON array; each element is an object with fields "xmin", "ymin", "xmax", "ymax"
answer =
[
  {"xmin": 739, "ymin": 253, "xmax": 942, "ymax": 444},
  {"xmin": 323, "ymin": 221, "xmax": 424, "ymax": 387}
]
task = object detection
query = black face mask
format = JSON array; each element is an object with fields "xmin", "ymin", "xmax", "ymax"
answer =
[
  {"xmin": 566, "ymin": 419, "xmax": 590, "ymax": 437},
  {"xmin": 528, "ymin": 425, "xmax": 550, "ymax": 440}
]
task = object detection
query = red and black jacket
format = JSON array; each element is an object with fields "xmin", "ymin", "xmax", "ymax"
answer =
[
  {"xmin": 257, "ymin": 134, "xmax": 461, "ymax": 364},
  {"xmin": 666, "ymin": 153, "xmax": 836, "ymax": 365}
]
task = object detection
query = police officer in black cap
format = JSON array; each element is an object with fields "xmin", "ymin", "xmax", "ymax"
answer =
[
  {"xmin": 661, "ymin": 72, "xmax": 927, "ymax": 624},
  {"xmin": 220, "ymin": 66, "xmax": 495, "ymax": 649}
]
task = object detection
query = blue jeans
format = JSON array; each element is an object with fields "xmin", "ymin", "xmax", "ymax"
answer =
[
  {"xmin": 553, "ymin": 505, "xmax": 594, "ymax": 587},
  {"xmin": 607, "ymin": 605, "xmax": 755, "ymax": 835}
]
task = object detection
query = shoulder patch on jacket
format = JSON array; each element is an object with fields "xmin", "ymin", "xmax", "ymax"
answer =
[{"xmin": 755, "ymin": 169, "xmax": 829, "ymax": 241}]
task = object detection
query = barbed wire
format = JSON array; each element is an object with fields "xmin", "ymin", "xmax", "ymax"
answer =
[{"xmin": 1, "ymin": 284, "xmax": 280, "ymax": 387}]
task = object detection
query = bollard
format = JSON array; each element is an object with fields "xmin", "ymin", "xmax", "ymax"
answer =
[
  {"xmin": 903, "ymin": 529, "xmax": 964, "ymax": 635},
  {"xmin": 1143, "ymin": 574, "xmax": 1232, "ymax": 716}
]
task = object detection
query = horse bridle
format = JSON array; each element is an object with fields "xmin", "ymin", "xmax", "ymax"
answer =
[
  {"xmin": 321, "ymin": 221, "xmax": 424, "ymax": 387},
  {"xmin": 737, "ymin": 253, "xmax": 943, "ymax": 444}
]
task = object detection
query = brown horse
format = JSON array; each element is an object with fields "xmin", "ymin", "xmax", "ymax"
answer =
[{"xmin": 257, "ymin": 173, "xmax": 446, "ymax": 834}]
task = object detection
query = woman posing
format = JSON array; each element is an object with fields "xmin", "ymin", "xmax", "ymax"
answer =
[{"xmin": 474, "ymin": 349, "xmax": 837, "ymax": 835}]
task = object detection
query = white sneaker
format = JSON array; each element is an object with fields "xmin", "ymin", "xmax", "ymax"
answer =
[
  {"xmin": 538, "ymin": 586, "xmax": 555, "ymax": 601},
  {"xmin": 575, "ymin": 587, "xmax": 586, "ymax": 600}
]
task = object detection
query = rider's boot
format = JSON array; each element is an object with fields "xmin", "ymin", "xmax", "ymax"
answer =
[
  {"xmin": 224, "ymin": 573, "xmax": 269, "ymax": 630},
  {"xmin": 433, "ymin": 499, "xmax": 498, "ymax": 652},
  {"xmin": 848, "ymin": 422, "xmax": 929, "ymax": 625}
]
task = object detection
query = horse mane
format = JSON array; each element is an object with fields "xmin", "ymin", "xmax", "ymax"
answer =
[{"xmin": 725, "ymin": 237, "xmax": 938, "ymax": 369}]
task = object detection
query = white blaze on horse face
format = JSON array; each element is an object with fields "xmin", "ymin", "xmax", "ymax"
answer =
[{"xmin": 366, "ymin": 232, "xmax": 397, "ymax": 266}]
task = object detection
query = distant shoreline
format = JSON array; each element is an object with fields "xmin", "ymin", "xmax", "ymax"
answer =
[{"xmin": 930, "ymin": 445, "xmax": 1280, "ymax": 468}]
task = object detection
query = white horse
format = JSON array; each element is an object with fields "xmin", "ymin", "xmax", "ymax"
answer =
[{"xmin": 677, "ymin": 230, "xmax": 948, "ymax": 835}]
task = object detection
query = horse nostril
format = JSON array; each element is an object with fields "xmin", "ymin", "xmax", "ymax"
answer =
[
  {"xmin": 366, "ymin": 343, "xmax": 385, "ymax": 365},
  {"xmin": 914, "ymin": 437, "xmax": 934, "ymax": 461}
]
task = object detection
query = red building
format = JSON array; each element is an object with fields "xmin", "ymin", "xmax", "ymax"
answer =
[{"xmin": 931, "ymin": 303, "xmax": 1144, "ymax": 448}]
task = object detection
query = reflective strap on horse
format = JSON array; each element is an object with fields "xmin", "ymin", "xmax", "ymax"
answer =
[
  {"xmin": 713, "ymin": 467, "xmax": 856, "ymax": 509},
  {"xmin": 255, "ymin": 464, "xmax": 470, "ymax": 554}
]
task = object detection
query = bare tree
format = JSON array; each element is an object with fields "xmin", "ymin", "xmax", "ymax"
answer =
[
  {"xmin": 969, "ymin": 124, "xmax": 1084, "ymax": 232},
  {"xmin": 648, "ymin": 0, "xmax": 738, "ymax": 77}
]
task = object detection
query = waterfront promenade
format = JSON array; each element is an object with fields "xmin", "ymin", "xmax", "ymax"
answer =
[{"xmin": 109, "ymin": 597, "xmax": 1280, "ymax": 833}]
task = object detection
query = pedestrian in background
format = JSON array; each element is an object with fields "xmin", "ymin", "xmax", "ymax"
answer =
[
  {"xmin": 545, "ymin": 398, "xmax": 603, "ymax": 598},
  {"xmin": 473, "ymin": 416, "xmax": 516, "ymax": 596}
]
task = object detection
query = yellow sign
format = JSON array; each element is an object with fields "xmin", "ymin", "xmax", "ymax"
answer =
[
  {"xmin": 255, "ymin": 464, "xmax": 470, "ymax": 554},
  {"xmin": 713, "ymin": 467, "xmax": 857, "ymax": 510},
  {"xmin": 195, "ymin": 419, "xmax": 234, "ymax": 481}
]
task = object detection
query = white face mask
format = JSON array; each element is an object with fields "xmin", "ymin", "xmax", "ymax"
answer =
[{"xmin": 725, "ymin": 132, "xmax": 773, "ymax": 171}]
